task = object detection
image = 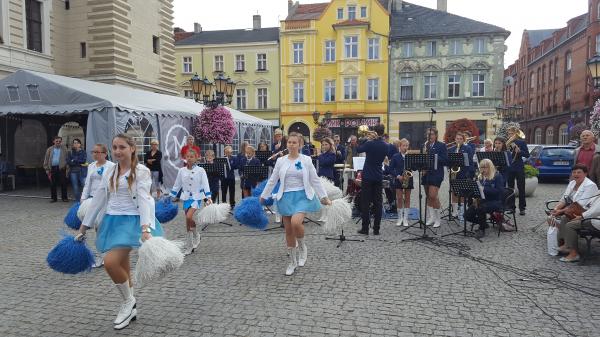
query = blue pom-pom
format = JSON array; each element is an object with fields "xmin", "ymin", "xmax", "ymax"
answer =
[
  {"xmin": 47, "ymin": 234, "xmax": 95, "ymax": 274},
  {"xmin": 233, "ymin": 197, "xmax": 268, "ymax": 230},
  {"xmin": 155, "ymin": 197, "xmax": 178, "ymax": 223},
  {"xmin": 64, "ymin": 202, "xmax": 82, "ymax": 230},
  {"xmin": 252, "ymin": 180, "xmax": 279, "ymax": 206}
]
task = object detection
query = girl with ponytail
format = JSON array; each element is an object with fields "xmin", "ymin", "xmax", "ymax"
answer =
[{"xmin": 76, "ymin": 133, "xmax": 164, "ymax": 330}]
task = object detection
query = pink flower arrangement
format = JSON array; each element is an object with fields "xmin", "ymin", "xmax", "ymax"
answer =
[
  {"xmin": 193, "ymin": 106, "xmax": 236, "ymax": 144},
  {"xmin": 591, "ymin": 99, "xmax": 600, "ymax": 137}
]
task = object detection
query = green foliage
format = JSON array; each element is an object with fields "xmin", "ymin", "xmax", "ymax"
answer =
[{"xmin": 524, "ymin": 164, "xmax": 539, "ymax": 178}]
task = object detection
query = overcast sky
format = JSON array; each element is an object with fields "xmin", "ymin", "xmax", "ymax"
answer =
[{"xmin": 173, "ymin": 0, "xmax": 589, "ymax": 67}]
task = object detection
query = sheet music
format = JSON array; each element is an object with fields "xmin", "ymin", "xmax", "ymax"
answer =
[{"xmin": 353, "ymin": 157, "xmax": 365, "ymax": 171}]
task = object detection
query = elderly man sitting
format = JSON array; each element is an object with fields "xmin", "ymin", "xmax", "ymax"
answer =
[{"xmin": 551, "ymin": 164, "xmax": 599, "ymax": 248}]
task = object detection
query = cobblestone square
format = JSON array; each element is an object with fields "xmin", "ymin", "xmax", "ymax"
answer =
[{"xmin": 1, "ymin": 182, "xmax": 600, "ymax": 337}]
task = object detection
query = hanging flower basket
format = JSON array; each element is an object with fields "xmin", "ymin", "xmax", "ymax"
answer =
[
  {"xmin": 313, "ymin": 126, "xmax": 332, "ymax": 142},
  {"xmin": 193, "ymin": 106, "xmax": 236, "ymax": 144}
]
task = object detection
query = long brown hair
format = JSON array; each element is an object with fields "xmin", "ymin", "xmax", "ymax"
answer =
[
  {"xmin": 110, "ymin": 133, "xmax": 138, "ymax": 192},
  {"xmin": 321, "ymin": 137, "xmax": 335, "ymax": 154}
]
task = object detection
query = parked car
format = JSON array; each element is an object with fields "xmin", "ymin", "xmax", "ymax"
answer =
[{"xmin": 527, "ymin": 145, "xmax": 575, "ymax": 179}]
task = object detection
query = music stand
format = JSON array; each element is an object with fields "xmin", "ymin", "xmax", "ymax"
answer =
[
  {"xmin": 442, "ymin": 179, "xmax": 483, "ymax": 242},
  {"xmin": 476, "ymin": 151, "xmax": 510, "ymax": 171},
  {"xmin": 441, "ymin": 152, "xmax": 470, "ymax": 223},
  {"xmin": 255, "ymin": 151, "xmax": 272, "ymax": 166},
  {"xmin": 401, "ymin": 153, "xmax": 436, "ymax": 239}
]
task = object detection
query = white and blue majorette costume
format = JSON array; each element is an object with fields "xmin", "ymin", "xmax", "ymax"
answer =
[
  {"xmin": 82, "ymin": 164, "xmax": 163, "ymax": 253},
  {"xmin": 260, "ymin": 154, "xmax": 327, "ymax": 216},
  {"xmin": 81, "ymin": 160, "xmax": 116, "ymax": 201},
  {"xmin": 170, "ymin": 165, "xmax": 211, "ymax": 211}
]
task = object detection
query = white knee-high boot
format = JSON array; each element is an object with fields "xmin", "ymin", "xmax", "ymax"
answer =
[
  {"xmin": 451, "ymin": 203, "xmax": 458, "ymax": 217},
  {"xmin": 426, "ymin": 206, "xmax": 435, "ymax": 226},
  {"xmin": 433, "ymin": 208, "xmax": 441, "ymax": 228},
  {"xmin": 297, "ymin": 238, "xmax": 307, "ymax": 267},
  {"xmin": 114, "ymin": 281, "xmax": 136, "ymax": 329},
  {"xmin": 402, "ymin": 208, "xmax": 410, "ymax": 227},
  {"xmin": 396, "ymin": 208, "xmax": 404, "ymax": 226},
  {"xmin": 286, "ymin": 247, "xmax": 298, "ymax": 276}
]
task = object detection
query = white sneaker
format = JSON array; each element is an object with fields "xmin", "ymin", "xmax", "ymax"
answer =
[
  {"xmin": 297, "ymin": 240, "xmax": 307, "ymax": 267},
  {"xmin": 286, "ymin": 247, "xmax": 298, "ymax": 276},
  {"xmin": 433, "ymin": 208, "xmax": 441, "ymax": 228},
  {"xmin": 275, "ymin": 214, "xmax": 281, "ymax": 223},
  {"xmin": 114, "ymin": 299, "xmax": 137, "ymax": 330},
  {"xmin": 92, "ymin": 256, "xmax": 104, "ymax": 268}
]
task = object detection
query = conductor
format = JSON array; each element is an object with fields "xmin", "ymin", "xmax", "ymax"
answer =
[{"xmin": 356, "ymin": 124, "xmax": 389, "ymax": 236}]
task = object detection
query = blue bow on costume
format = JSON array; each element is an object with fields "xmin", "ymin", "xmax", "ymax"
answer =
[
  {"xmin": 97, "ymin": 166, "xmax": 105, "ymax": 176},
  {"xmin": 295, "ymin": 161, "xmax": 302, "ymax": 170}
]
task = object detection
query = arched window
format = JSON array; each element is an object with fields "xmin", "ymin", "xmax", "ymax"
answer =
[
  {"xmin": 124, "ymin": 116, "xmax": 156, "ymax": 161},
  {"xmin": 14, "ymin": 119, "xmax": 47, "ymax": 166},
  {"xmin": 545, "ymin": 126, "xmax": 554, "ymax": 144},
  {"xmin": 534, "ymin": 128, "xmax": 542, "ymax": 144},
  {"xmin": 558, "ymin": 124, "xmax": 569, "ymax": 145},
  {"xmin": 58, "ymin": 122, "xmax": 85, "ymax": 151}
]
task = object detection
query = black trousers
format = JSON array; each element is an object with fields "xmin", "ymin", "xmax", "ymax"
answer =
[
  {"xmin": 50, "ymin": 166, "xmax": 68, "ymax": 201},
  {"xmin": 221, "ymin": 179, "xmax": 236, "ymax": 206},
  {"xmin": 360, "ymin": 180, "xmax": 383, "ymax": 232},
  {"xmin": 507, "ymin": 169, "xmax": 526, "ymax": 211}
]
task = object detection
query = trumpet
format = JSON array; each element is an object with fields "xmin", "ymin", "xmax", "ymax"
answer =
[
  {"xmin": 401, "ymin": 170, "xmax": 413, "ymax": 189},
  {"xmin": 446, "ymin": 136, "xmax": 477, "ymax": 148},
  {"xmin": 268, "ymin": 148, "xmax": 289, "ymax": 161},
  {"xmin": 358, "ymin": 125, "xmax": 379, "ymax": 140}
]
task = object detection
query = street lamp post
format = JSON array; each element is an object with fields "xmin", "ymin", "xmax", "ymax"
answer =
[
  {"xmin": 587, "ymin": 54, "xmax": 600, "ymax": 89},
  {"xmin": 189, "ymin": 73, "xmax": 236, "ymax": 109},
  {"xmin": 312, "ymin": 110, "xmax": 332, "ymax": 126}
]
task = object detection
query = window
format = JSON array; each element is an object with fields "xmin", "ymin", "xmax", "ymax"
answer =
[
  {"xmin": 402, "ymin": 42, "xmax": 413, "ymax": 58},
  {"xmin": 344, "ymin": 77, "xmax": 358, "ymax": 100},
  {"xmin": 183, "ymin": 56, "xmax": 192, "ymax": 73},
  {"xmin": 596, "ymin": 34, "xmax": 600, "ymax": 54},
  {"xmin": 448, "ymin": 73, "xmax": 460, "ymax": 98},
  {"xmin": 293, "ymin": 42, "xmax": 303, "ymax": 64},
  {"xmin": 449, "ymin": 40, "xmax": 463, "ymax": 55},
  {"xmin": 549, "ymin": 62, "xmax": 553, "ymax": 82},
  {"xmin": 80, "ymin": 42, "xmax": 86, "ymax": 58},
  {"xmin": 399, "ymin": 121, "xmax": 429, "ymax": 150},
  {"xmin": 534, "ymin": 128, "xmax": 543, "ymax": 144},
  {"xmin": 214, "ymin": 55, "xmax": 224, "ymax": 72},
  {"xmin": 360, "ymin": 6, "xmax": 367, "ymax": 17},
  {"xmin": 426, "ymin": 41, "xmax": 437, "ymax": 57},
  {"xmin": 152, "ymin": 35, "xmax": 159, "ymax": 54},
  {"xmin": 368, "ymin": 38, "xmax": 379, "ymax": 60},
  {"xmin": 26, "ymin": 84, "xmax": 40, "ymax": 101},
  {"xmin": 184, "ymin": 90, "xmax": 193, "ymax": 99},
  {"xmin": 257, "ymin": 88, "xmax": 268, "ymax": 109},
  {"xmin": 25, "ymin": 0, "xmax": 42, "ymax": 52},
  {"xmin": 546, "ymin": 126, "xmax": 554, "ymax": 145},
  {"xmin": 472, "ymin": 74, "xmax": 485, "ymax": 97},
  {"xmin": 367, "ymin": 78, "xmax": 379, "ymax": 100},
  {"xmin": 555, "ymin": 58, "xmax": 559, "ymax": 78},
  {"xmin": 257, "ymin": 53, "xmax": 267, "ymax": 71},
  {"xmin": 598, "ymin": 4, "xmax": 600, "ymax": 19},
  {"xmin": 348, "ymin": 6, "xmax": 356, "ymax": 20},
  {"xmin": 236, "ymin": 89, "xmax": 247, "ymax": 109},
  {"xmin": 325, "ymin": 40, "xmax": 336, "ymax": 62},
  {"xmin": 6, "ymin": 86, "xmax": 19, "ymax": 102},
  {"xmin": 293, "ymin": 82, "xmax": 304, "ymax": 103},
  {"xmin": 235, "ymin": 54, "xmax": 245, "ymax": 71},
  {"xmin": 337, "ymin": 8, "xmax": 343, "ymax": 19},
  {"xmin": 324, "ymin": 80, "xmax": 336, "ymax": 102},
  {"xmin": 559, "ymin": 124, "xmax": 569, "ymax": 145},
  {"xmin": 565, "ymin": 85, "xmax": 571, "ymax": 100},
  {"xmin": 424, "ymin": 75, "xmax": 437, "ymax": 99},
  {"xmin": 530, "ymin": 72, "xmax": 535, "ymax": 88},
  {"xmin": 344, "ymin": 36, "xmax": 358, "ymax": 58},
  {"xmin": 474, "ymin": 37, "xmax": 486, "ymax": 54},
  {"xmin": 400, "ymin": 76, "xmax": 413, "ymax": 101},
  {"xmin": 566, "ymin": 52, "xmax": 572, "ymax": 72}
]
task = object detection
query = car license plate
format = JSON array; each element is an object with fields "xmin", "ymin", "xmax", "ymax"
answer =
[{"xmin": 553, "ymin": 161, "xmax": 569, "ymax": 165}]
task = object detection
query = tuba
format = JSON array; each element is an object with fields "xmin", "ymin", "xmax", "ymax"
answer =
[{"xmin": 506, "ymin": 129, "xmax": 526, "ymax": 162}]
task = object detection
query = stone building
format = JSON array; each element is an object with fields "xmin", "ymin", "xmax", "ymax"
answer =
[
  {"xmin": 174, "ymin": 16, "xmax": 280, "ymax": 125},
  {"xmin": 503, "ymin": 0, "xmax": 600, "ymax": 145},
  {"xmin": 0, "ymin": 0, "xmax": 177, "ymax": 94},
  {"xmin": 389, "ymin": 0, "xmax": 509, "ymax": 148}
]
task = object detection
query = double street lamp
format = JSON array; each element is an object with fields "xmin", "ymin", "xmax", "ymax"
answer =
[
  {"xmin": 189, "ymin": 73, "xmax": 236, "ymax": 109},
  {"xmin": 312, "ymin": 110, "xmax": 333, "ymax": 125},
  {"xmin": 587, "ymin": 54, "xmax": 600, "ymax": 89},
  {"xmin": 495, "ymin": 105, "xmax": 523, "ymax": 122}
]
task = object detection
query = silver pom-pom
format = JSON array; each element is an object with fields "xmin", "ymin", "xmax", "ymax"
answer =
[
  {"xmin": 194, "ymin": 203, "xmax": 231, "ymax": 225},
  {"xmin": 134, "ymin": 237, "xmax": 184, "ymax": 288},
  {"xmin": 323, "ymin": 198, "xmax": 353, "ymax": 234},
  {"xmin": 319, "ymin": 176, "xmax": 343, "ymax": 200}
]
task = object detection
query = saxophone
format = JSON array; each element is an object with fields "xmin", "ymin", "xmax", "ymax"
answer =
[{"xmin": 402, "ymin": 170, "xmax": 413, "ymax": 189}]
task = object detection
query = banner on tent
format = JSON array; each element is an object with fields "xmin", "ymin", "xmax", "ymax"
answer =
[{"xmin": 159, "ymin": 116, "xmax": 193, "ymax": 187}]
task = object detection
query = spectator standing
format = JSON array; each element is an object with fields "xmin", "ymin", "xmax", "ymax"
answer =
[
  {"xmin": 180, "ymin": 135, "xmax": 201, "ymax": 160},
  {"xmin": 144, "ymin": 139, "xmax": 163, "ymax": 198},
  {"xmin": 43, "ymin": 136, "xmax": 68, "ymax": 202},
  {"xmin": 67, "ymin": 138, "xmax": 87, "ymax": 201},
  {"xmin": 574, "ymin": 130, "xmax": 600, "ymax": 185}
]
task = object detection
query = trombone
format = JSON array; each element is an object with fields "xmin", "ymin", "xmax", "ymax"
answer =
[{"xmin": 446, "ymin": 136, "xmax": 477, "ymax": 149}]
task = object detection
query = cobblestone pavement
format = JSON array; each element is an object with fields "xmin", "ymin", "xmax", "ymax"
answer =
[{"xmin": 1, "ymin": 181, "xmax": 600, "ymax": 337}]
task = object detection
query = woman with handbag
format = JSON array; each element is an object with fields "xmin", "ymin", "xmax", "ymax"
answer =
[{"xmin": 551, "ymin": 164, "xmax": 598, "ymax": 247}]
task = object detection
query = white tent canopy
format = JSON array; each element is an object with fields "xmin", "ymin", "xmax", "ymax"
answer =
[{"xmin": 0, "ymin": 70, "xmax": 271, "ymax": 187}]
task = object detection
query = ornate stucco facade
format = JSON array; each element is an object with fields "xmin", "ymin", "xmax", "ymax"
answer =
[{"xmin": 0, "ymin": 0, "xmax": 177, "ymax": 94}]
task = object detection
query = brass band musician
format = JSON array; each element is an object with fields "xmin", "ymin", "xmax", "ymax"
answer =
[
  {"xmin": 464, "ymin": 159, "xmax": 505, "ymax": 238},
  {"xmin": 448, "ymin": 131, "xmax": 475, "ymax": 220},
  {"xmin": 422, "ymin": 128, "xmax": 448, "ymax": 228},
  {"xmin": 506, "ymin": 126, "xmax": 530, "ymax": 215}
]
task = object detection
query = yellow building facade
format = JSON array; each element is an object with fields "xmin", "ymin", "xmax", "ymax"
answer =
[
  {"xmin": 281, "ymin": 0, "xmax": 390, "ymax": 142},
  {"xmin": 174, "ymin": 18, "xmax": 280, "ymax": 124}
]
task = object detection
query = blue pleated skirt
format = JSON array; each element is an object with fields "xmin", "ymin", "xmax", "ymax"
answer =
[
  {"xmin": 96, "ymin": 215, "xmax": 164, "ymax": 253},
  {"xmin": 183, "ymin": 199, "xmax": 202, "ymax": 211},
  {"xmin": 276, "ymin": 190, "xmax": 321, "ymax": 216}
]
